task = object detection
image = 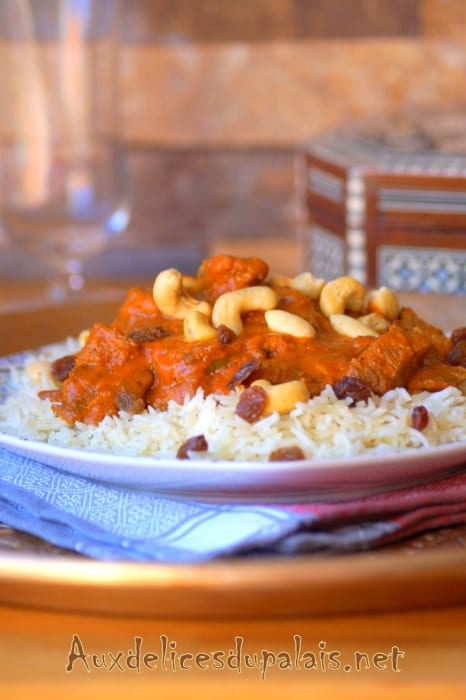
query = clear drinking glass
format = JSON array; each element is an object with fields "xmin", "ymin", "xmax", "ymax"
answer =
[{"xmin": 0, "ymin": 0, "xmax": 129, "ymax": 304}]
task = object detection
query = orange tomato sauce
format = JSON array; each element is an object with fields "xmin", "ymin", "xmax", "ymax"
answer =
[{"xmin": 46, "ymin": 254, "xmax": 465, "ymax": 425}]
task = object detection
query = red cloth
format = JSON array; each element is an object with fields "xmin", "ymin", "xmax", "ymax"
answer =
[{"xmin": 275, "ymin": 469, "xmax": 466, "ymax": 552}]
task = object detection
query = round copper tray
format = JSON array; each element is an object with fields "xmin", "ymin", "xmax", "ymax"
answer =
[{"xmin": 1, "ymin": 523, "xmax": 465, "ymax": 618}]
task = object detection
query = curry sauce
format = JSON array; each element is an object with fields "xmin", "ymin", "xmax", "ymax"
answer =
[{"xmin": 43, "ymin": 254, "xmax": 466, "ymax": 426}]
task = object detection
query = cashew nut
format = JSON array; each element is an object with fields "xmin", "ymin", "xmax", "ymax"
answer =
[
  {"xmin": 78, "ymin": 329, "xmax": 90, "ymax": 348},
  {"xmin": 251, "ymin": 379, "xmax": 310, "ymax": 416},
  {"xmin": 320, "ymin": 276, "xmax": 366, "ymax": 318},
  {"xmin": 330, "ymin": 314, "xmax": 379, "ymax": 338},
  {"xmin": 365, "ymin": 286, "xmax": 400, "ymax": 321},
  {"xmin": 270, "ymin": 272, "xmax": 325, "ymax": 300},
  {"xmin": 358, "ymin": 312, "xmax": 391, "ymax": 334},
  {"xmin": 212, "ymin": 286, "xmax": 278, "ymax": 335},
  {"xmin": 265, "ymin": 309, "xmax": 316, "ymax": 338},
  {"xmin": 25, "ymin": 360, "xmax": 58, "ymax": 389},
  {"xmin": 182, "ymin": 274, "xmax": 203, "ymax": 294},
  {"xmin": 153, "ymin": 268, "xmax": 211, "ymax": 320},
  {"xmin": 183, "ymin": 310, "xmax": 217, "ymax": 342}
]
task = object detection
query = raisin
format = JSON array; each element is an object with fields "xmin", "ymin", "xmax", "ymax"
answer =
[
  {"xmin": 333, "ymin": 376, "xmax": 372, "ymax": 406},
  {"xmin": 50, "ymin": 354, "xmax": 76, "ymax": 382},
  {"xmin": 217, "ymin": 324, "xmax": 236, "ymax": 344},
  {"xmin": 227, "ymin": 358, "xmax": 261, "ymax": 389},
  {"xmin": 128, "ymin": 326, "xmax": 169, "ymax": 343},
  {"xmin": 176, "ymin": 434, "xmax": 208, "ymax": 459},
  {"xmin": 38, "ymin": 389, "xmax": 61, "ymax": 403},
  {"xmin": 447, "ymin": 339, "xmax": 466, "ymax": 367},
  {"xmin": 451, "ymin": 327, "xmax": 466, "ymax": 345},
  {"xmin": 115, "ymin": 390, "xmax": 146, "ymax": 414},
  {"xmin": 235, "ymin": 385, "xmax": 267, "ymax": 423},
  {"xmin": 412, "ymin": 405, "xmax": 429, "ymax": 431},
  {"xmin": 269, "ymin": 446, "xmax": 305, "ymax": 461}
]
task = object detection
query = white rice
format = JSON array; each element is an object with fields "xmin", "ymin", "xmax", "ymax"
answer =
[{"xmin": 0, "ymin": 339, "xmax": 465, "ymax": 461}]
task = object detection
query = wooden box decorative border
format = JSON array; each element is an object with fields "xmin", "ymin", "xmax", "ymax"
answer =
[{"xmin": 302, "ymin": 119, "xmax": 466, "ymax": 294}]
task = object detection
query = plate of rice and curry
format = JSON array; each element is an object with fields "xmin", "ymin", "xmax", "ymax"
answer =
[{"xmin": 1, "ymin": 254, "xmax": 465, "ymax": 501}]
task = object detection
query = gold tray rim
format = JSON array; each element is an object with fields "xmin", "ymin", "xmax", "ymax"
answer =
[{"xmin": 1, "ymin": 546, "xmax": 465, "ymax": 619}]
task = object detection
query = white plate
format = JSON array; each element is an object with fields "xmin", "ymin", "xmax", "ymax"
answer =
[
  {"xmin": 1, "ymin": 430, "xmax": 465, "ymax": 502},
  {"xmin": 1, "ymin": 352, "xmax": 466, "ymax": 502}
]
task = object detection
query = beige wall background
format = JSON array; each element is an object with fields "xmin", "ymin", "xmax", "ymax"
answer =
[
  {"xmin": 1, "ymin": 0, "xmax": 465, "ymax": 278},
  {"xmin": 120, "ymin": 0, "xmax": 466, "ymax": 147}
]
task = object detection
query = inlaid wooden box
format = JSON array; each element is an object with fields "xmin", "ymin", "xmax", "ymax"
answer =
[{"xmin": 301, "ymin": 111, "xmax": 466, "ymax": 293}]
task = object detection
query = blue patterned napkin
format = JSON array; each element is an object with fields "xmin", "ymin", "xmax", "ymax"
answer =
[
  {"xmin": 1, "ymin": 446, "xmax": 466, "ymax": 561},
  {"xmin": 0, "ymin": 447, "xmax": 304, "ymax": 560}
]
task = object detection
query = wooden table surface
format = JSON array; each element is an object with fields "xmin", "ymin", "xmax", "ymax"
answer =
[{"xmin": 0, "ymin": 282, "xmax": 465, "ymax": 698}]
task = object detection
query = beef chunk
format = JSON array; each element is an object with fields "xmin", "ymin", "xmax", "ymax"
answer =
[{"xmin": 347, "ymin": 324, "xmax": 427, "ymax": 395}]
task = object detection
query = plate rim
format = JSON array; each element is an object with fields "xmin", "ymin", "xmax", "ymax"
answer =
[{"xmin": 1, "ymin": 428, "xmax": 466, "ymax": 503}]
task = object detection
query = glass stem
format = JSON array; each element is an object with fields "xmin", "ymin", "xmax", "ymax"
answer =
[{"xmin": 45, "ymin": 258, "xmax": 85, "ymax": 303}]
